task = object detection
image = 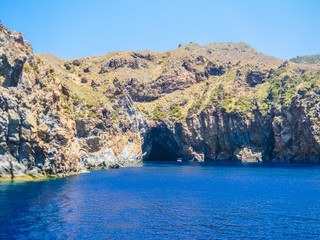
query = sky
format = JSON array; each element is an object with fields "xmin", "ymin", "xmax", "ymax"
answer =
[{"xmin": 0, "ymin": 0, "xmax": 319, "ymax": 60}]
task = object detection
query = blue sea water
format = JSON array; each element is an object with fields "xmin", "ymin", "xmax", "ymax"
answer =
[{"xmin": 0, "ymin": 162, "xmax": 320, "ymax": 240}]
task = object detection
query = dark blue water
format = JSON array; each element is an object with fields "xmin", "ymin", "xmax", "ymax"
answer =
[{"xmin": 1, "ymin": 162, "xmax": 320, "ymax": 240}]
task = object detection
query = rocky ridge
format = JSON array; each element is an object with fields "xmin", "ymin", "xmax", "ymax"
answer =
[{"xmin": 1, "ymin": 25, "xmax": 320, "ymax": 180}]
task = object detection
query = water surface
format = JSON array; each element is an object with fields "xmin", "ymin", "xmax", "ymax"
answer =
[{"xmin": 1, "ymin": 162, "xmax": 320, "ymax": 239}]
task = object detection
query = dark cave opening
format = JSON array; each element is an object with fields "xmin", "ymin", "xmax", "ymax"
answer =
[
  {"xmin": 146, "ymin": 140, "xmax": 178, "ymax": 161},
  {"xmin": 142, "ymin": 125, "xmax": 180, "ymax": 161}
]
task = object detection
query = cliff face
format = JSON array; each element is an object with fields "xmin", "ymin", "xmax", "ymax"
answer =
[
  {"xmin": 1, "ymin": 25, "xmax": 320, "ymax": 179},
  {"xmin": 0, "ymin": 25, "xmax": 145, "ymax": 180},
  {"xmin": 143, "ymin": 102, "xmax": 320, "ymax": 164}
]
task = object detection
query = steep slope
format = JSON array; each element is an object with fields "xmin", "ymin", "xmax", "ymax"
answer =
[{"xmin": 1, "ymin": 25, "xmax": 320, "ymax": 180}]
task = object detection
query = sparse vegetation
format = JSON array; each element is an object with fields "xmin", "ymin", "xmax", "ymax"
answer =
[
  {"xmin": 187, "ymin": 84, "xmax": 210, "ymax": 116},
  {"xmin": 60, "ymin": 93, "xmax": 68, "ymax": 102},
  {"xmin": 50, "ymin": 74, "xmax": 56, "ymax": 81},
  {"xmin": 87, "ymin": 110, "xmax": 99, "ymax": 119},
  {"xmin": 59, "ymin": 75, "xmax": 109, "ymax": 107},
  {"xmin": 138, "ymin": 105, "xmax": 150, "ymax": 116},
  {"xmin": 188, "ymin": 99, "xmax": 203, "ymax": 115},
  {"xmin": 33, "ymin": 64, "xmax": 40, "ymax": 74},
  {"xmin": 209, "ymin": 84, "xmax": 224, "ymax": 103},
  {"xmin": 24, "ymin": 62, "xmax": 31, "ymax": 73},
  {"xmin": 169, "ymin": 104, "xmax": 184, "ymax": 121},
  {"xmin": 152, "ymin": 106, "xmax": 167, "ymax": 121},
  {"xmin": 36, "ymin": 57, "xmax": 43, "ymax": 64},
  {"xmin": 32, "ymin": 41, "xmax": 320, "ymax": 129},
  {"xmin": 64, "ymin": 109, "xmax": 71, "ymax": 115},
  {"xmin": 220, "ymin": 96, "xmax": 233, "ymax": 112},
  {"xmin": 62, "ymin": 104, "xmax": 71, "ymax": 111},
  {"xmin": 45, "ymin": 67, "xmax": 51, "ymax": 74},
  {"xmin": 112, "ymin": 113, "xmax": 118, "ymax": 120},
  {"xmin": 310, "ymin": 117, "xmax": 318, "ymax": 122},
  {"xmin": 290, "ymin": 54, "xmax": 320, "ymax": 65},
  {"xmin": 42, "ymin": 87, "xmax": 53, "ymax": 92}
]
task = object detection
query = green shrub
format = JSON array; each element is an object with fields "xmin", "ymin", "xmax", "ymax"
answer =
[
  {"xmin": 188, "ymin": 100, "xmax": 202, "ymax": 115},
  {"xmin": 62, "ymin": 104, "xmax": 71, "ymax": 110},
  {"xmin": 169, "ymin": 104, "xmax": 184, "ymax": 120},
  {"xmin": 33, "ymin": 64, "xmax": 40, "ymax": 74},
  {"xmin": 141, "ymin": 109, "xmax": 149, "ymax": 115},
  {"xmin": 24, "ymin": 62, "xmax": 31, "ymax": 73},
  {"xmin": 60, "ymin": 93, "xmax": 68, "ymax": 102},
  {"xmin": 36, "ymin": 57, "xmax": 43, "ymax": 64},
  {"xmin": 50, "ymin": 75, "xmax": 56, "ymax": 81},
  {"xmin": 64, "ymin": 109, "xmax": 71, "ymax": 115},
  {"xmin": 87, "ymin": 110, "xmax": 98, "ymax": 119},
  {"xmin": 42, "ymin": 87, "xmax": 53, "ymax": 92},
  {"xmin": 187, "ymin": 85, "xmax": 212, "ymax": 115},
  {"xmin": 152, "ymin": 106, "xmax": 167, "ymax": 120},
  {"xmin": 310, "ymin": 117, "xmax": 318, "ymax": 122},
  {"xmin": 233, "ymin": 98, "xmax": 252, "ymax": 113},
  {"xmin": 210, "ymin": 84, "xmax": 224, "ymax": 103},
  {"xmin": 86, "ymin": 100, "xmax": 94, "ymax": 107},
  {"xmin": 112, "ymin": 113, "xmax": 118, "ymax": 120},
  {"xmin": 221, "ymin": 97, "xmax": 233, "ymax": 111},
  {"xmin": 259, "ymin": 103, "xmax": 269, "ymax": 116},
  {"xmin": 138, "ymin": 106, "xmax": 150, "ymax": 116},
  {"xmin": 71, "ymin": 93, "xmax": 80, "ymax": 101}
]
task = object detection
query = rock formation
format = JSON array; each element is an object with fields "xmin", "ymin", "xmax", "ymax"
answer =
[{"xmin": 1, "ymin": 24, "xmax": 320, "ymax": 180}]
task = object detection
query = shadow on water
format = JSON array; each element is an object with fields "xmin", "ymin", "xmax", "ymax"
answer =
[{"xmin": 143, "ymin": 160, "xmax": 320, "ymax": 170}]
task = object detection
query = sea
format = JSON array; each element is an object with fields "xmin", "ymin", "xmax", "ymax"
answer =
[{"xmin": 1, "ymin": 161, "xmax": 320, "ymax": 240}]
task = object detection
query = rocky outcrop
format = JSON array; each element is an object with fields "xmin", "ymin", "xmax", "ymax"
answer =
[{"xmin": 246, "ymin": 70, "xmax": 270, "ymax": 87}]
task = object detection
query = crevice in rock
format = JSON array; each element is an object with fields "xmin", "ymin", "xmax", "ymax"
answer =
[
  {"xmin": 9, "ymin": 160, "xmax": 14, "ymax": 180},
  {"xmin": 0, "ymin": 55, "xmax": 24, "ymax": 87}
]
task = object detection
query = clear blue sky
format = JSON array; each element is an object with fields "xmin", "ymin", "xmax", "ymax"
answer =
[{"xmin": 0, "ymin": 0, "xmax": 319, "ymax": 60}]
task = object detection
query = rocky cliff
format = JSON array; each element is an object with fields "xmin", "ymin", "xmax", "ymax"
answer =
[
  {"xmin": 0, "ymin": 25, "xmax": 145, "ymax": 180},
  {"xmin": 1, "ymin": 25, "xmax": 320, "ymax": 180}
]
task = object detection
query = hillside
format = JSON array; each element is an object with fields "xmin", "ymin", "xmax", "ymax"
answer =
[
  {"xmin": 1, "ymin": 24, "xmax": 320, "ymax": 180},
  {"xmin": 290, "ymin": 54, "xmax": 320, "ymax": 65}
]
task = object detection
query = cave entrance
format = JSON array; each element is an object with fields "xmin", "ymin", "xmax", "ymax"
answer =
[
  {"xmin": 146, "ymin": 140, "xmax": 178, "ymax": 161},
  {"xmin": 143, "ymin": 125, "xmax": 180, "ymax": 162}
]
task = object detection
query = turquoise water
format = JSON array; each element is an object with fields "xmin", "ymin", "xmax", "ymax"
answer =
[{"xmin": 0, "ymin": 162, "xmax": 320, "ymax": 240}]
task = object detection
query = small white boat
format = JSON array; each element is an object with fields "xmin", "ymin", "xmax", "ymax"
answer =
[{"xmin": 177, "ymin": 158, "xmax": 182, "ymax": 162}]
